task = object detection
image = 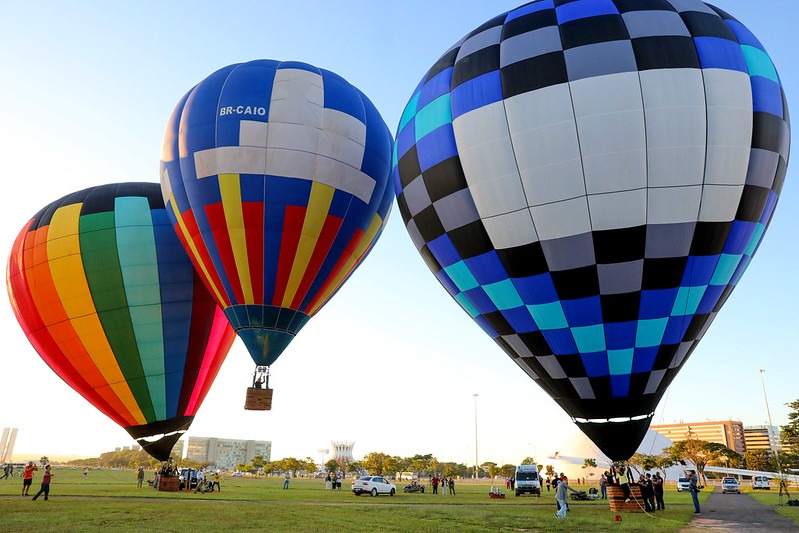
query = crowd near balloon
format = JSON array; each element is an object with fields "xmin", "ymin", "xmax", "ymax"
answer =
[{"xmin": 5, "ymin": 0, "xmax": 790, "ymax": 464}]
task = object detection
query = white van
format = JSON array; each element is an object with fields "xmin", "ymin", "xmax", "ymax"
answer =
[
  {"xmin": 514, "ymin": 464, "xmax": 541, "ymax": 496},
  {"xmin": 752, "ymin": 475, "xmax": 771, "ymax": 490}
]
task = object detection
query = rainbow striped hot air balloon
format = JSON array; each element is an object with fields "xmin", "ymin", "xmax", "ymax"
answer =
[
  {"xmin": 160, "ymin": 60, "xmax": 393, "ymax": 408},
  {"xmin": 7, "ymin": 183, "xmax": 235, "ymax": 460}
]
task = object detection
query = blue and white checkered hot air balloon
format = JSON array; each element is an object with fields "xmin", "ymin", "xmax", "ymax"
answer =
[{"xmin": 393, "ymin": 0, "xmax": 790, "ymax": 460}]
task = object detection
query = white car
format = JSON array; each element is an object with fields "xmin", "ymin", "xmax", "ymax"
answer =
[
  {"xmin": 351, "ymin": 475, "xmax": 396, "ymax": 496},
  {"xmin": 676, "ymin": 477, "xmax": 691, "ymax": 492},
  {"xmin": 752, "ymin": 475, "xmax": 771, "ymax": 490},
  {"xmin": 721, "ymin": 477, "xmax": 741, "ymax": 494}
]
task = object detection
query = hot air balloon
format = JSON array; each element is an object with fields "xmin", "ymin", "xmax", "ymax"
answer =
[
  {"xmin": 7, "ymin": 183, "xmax": 236, "ymax": 460},
  {"xmin": 160, "ymin": 60, "xmax": 394, "ymax": 409},
  {"xmin": 393, "ymin": 0, "xmax": 789, "ymax": 460}
]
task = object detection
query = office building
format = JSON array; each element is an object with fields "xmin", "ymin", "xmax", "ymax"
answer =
[
  {"xmin": 744, "ymin": 425, "xmax": 781, "ymax": 455},
  {"xmin": 187, "ymin": 436, "xmax": 271, "ymax": 470},
  {"xmin": 650, "ymin": 420, "xmax": 746, "ymax": 454}
]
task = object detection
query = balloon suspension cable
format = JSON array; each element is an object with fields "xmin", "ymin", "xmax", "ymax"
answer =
[{"xmin": 253, "ymin": 366, "xmax": 270, "ymax": 389}]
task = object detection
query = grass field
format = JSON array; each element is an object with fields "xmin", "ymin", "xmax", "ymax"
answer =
[{"xmin": 0, "ymin": 469, "xmax": 762, "ymax": 532}]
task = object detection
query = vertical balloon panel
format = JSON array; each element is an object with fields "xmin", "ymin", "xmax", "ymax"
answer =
[
  {"xmin": 161, "ymin": 60, "xmax": 394, "ymax": 370},
  {"xmin": 7, "ymin": 183, "xmax": 236, "ymax": 460},
  {"xmin": 393, "ymin": 0, "xmax": 789, "ymax": 460}
]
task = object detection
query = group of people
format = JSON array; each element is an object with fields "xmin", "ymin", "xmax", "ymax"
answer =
[
  {"xmin": 430, "ymin": 475, "xmax": 455, "ymax": 495},
  {"xmin": 16, "ymin": 461, "xmax": 53, "ymax": 501},
  {"xmin": 323, "ymin": 472, "xmax": 342, "ymax": 490}
]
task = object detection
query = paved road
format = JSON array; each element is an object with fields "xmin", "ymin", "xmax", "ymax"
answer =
[{"xmin": 682, "ymin": 489, "xmax": 798, "ymax": 532}]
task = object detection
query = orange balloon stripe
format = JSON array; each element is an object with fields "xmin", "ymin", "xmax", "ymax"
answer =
[
  {"xmin": 41, "ymin": 206, "xmax": 147, "ymax": 426},
  {"xmin": 11, "ymin": 225, "xmax": 136, "ymax": 428}
]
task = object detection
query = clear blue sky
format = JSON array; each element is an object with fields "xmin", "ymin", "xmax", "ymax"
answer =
[{"xmin": 1, "ymin": 0, "xmax": 796, "ymax": 465}]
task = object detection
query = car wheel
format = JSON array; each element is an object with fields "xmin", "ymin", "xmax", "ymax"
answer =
[
  {"xmin": 390, "ymin": 488, "xmax": 395, "ymax": 496},
  {"xmin": 354, "ymin": 491, "xmax": 361, "ymax": 496},
  {"xmin": 371, "ymin": 488, "xmax": 378, "ymax": 497}
]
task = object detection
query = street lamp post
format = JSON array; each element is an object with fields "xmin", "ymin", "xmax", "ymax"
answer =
[
  {"xmin": 473, "ymin": 393, "xmax": 479, "ymax": 479},
  {"xmin": 757, "ymin": 369, "xmax": 780, "ymax": 463}
]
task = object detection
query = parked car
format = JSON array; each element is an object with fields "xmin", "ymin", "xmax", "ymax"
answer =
[
  {"xmin": 352, "ymin": 476, "xmax": 396, "ymax": 496},
  {"xmin": 676, "ymin": 477, "xmax": 691, "ymax": 492},
  {"xmin": 752, "ymin": 475, "xmax": 771, "ymax": 490},
  {"xmin": 721, "ymin": 477, "xmax": 741, "ymax": 494}
]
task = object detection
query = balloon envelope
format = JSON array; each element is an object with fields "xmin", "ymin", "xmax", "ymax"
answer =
[
  {"xmin": 161, "ymin": 60, "xmax": 394, "ymax": 368},
  {"xmin": 7, "ymin": 183, "xmax": 236, "ymax": 460},
  {"xmin": 393, "ymin": 0, "xmax": 789, "ymax": 460}
]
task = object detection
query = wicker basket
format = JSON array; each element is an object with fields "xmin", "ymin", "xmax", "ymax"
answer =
[{"xmin": 245, "ymin": 387, "xmax": 273, "ymax": 411}]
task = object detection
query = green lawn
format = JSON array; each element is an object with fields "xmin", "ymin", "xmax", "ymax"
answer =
[
  {"xmin": 744, "ymin": 487, "xmax": 799, "ymax": 524},
  {"xmin": 0, "ymin": 469, "xmax": 718, "ymax": 532}
]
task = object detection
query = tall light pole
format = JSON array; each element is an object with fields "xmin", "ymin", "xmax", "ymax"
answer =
[
  {"xmin": 757, "ymin": 369, "xmax": 779, "ymax": 461},
  {"xmin": 473, "ymin": 393, "xmax": 479, "ymax": 479}
]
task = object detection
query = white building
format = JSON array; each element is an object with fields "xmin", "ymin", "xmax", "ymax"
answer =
[{"xmin": 186, "ymin": 436, "xmax": 271, "ymax": 470}]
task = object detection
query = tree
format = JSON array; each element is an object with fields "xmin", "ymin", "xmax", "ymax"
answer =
[
  {"xmin": 362, "ymin": 452, "xmax": 391, "ymax": 476},
  {"xmin": 304, "ymin": 457, "xmax": 317, "ymax": 474},
  {"xmin": 410, "ymin": 454, "xmax": 434, "ymax": 477},
  {"xmin": 39, "ymin": 456, "xmax": 49, "ymax": 468},
  {"xmin": 667, "ymin": 439, "xmax": 737, "ymax": 485},
  {"xmin": 251, "ymin": 455, "xmax": 265, "ymax": 471},
  {"xmin": 744, "ymin": 450, "xmax": 775, "ymax": 472},
  {"xmin": 323, "ymin": 459, "xmax": 337, "ymax": 473},
  {"xmin": 500, "ymin": 464, "xmax": 515, "ymax": 478},
  {"xmin": 282, "ymin": 457, "xmax": 302, "ymax": 477},
  {"xmin": 629, "ymin": 453, "xmax": 660, "ymax": 476},
  {"xmin": 545, "ymin": 465, "xmax": 555, "ymax": 479},
  {"xmin": 483, "ymin": 462, "xmax": 499, "ymax": 479},
  {"xmin": 782, "ymin": 399, "xmax": 799, "ymax": 456},
  {"xmin": 235, "ymin": 462, "xmax": 250, "ymax": 473},
  {"xmin": 521, "ymin": 457, "xmax": 536, "ymax": 465}
]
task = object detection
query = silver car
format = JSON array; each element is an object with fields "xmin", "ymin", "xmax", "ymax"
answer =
[
  {"xmin": 721, "ymin": 477, "xmax": 741, "ymax": 494},
  {"xmin": 352, "ymin": 475, "xmax": 396, "ymax": 496}
]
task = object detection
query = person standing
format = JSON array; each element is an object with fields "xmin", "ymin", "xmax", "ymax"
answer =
[
  {"xmin": 448, "ymin": 477, "xmax": 455, "ymax": 495},
  {"xmin": 83, "ymin": 467, "xmax": 88, "ymax": 480},
  {"xmin": 213, "ymin": 471, "xmax": 221, "ymax": 492},
  {"xmin": 31, "ymin": 465, "xmax": 53, "ymax": 501},
  {"xmin": 546, "ymin": 477, "xmax": 551, "ymax": 492},
  {"xmin": 554, "ymin": 476, "xmax": 579, "ymax": 519},
  {"xmin": 441, "ymin": 476, "xmax": 448, "ymax": 495},
  {"xmin": 136, "ymin": 466, "xmax": 145, "ymax": 488},
  {"xmin": 688, "ymin": 470, "xmax": 701, "ymax": 514},
  {"xmin": 431, "ymin": 475, "xmax": 440, "ymax": 494},
  {"xmin": 653, "ymin": 472, "xmax": 665, "ymax": 510},
  {"xmin": 325, "ymin": 472, "xmax": 331, "ymax": 490},
  {"xmin": 283, "ymin": 471, "xmax": 290, "ymax": 490},
  {"xmin": 599, "ymin": 472, "xmax": 608, "ymax": 499},
  {"xmin": 618, "ymin": 465, "xmax": 632, "ymax": 503},
  {"xmin": 22, "ymin": 461, "xmax": 37, "ymax": 496}
]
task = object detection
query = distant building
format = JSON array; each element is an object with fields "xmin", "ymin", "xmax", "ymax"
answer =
[
  {"xmin": 330, "ymin": 441, "xmax": 355, "ymax": 466},
  {"xmin": 186, "ymin": 437, "xmax": 271, "ymax": 470},
  {"xmin": 1, "ymin": 428, "xmax": 18, "ymax": 463},
  {"xmin": 744, "ymin": 425, "xmax": 781, "ymax": 455},
  {"xmin": 650, "ymin": 420, "xmax": 746, "ymax": 454}
]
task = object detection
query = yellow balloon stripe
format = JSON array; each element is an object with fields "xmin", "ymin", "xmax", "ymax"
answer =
[
  {"xmin": 219, "ymin": 174, "xmax": 254, "ymax": 304},
  {"xmin": 46, "ymin": 204, "xmax": 146, "ymax": 425},
  {"xmin": 307, "ymin": 211, "xmax": 383, "ymax": 316},
  {"xmin": 281, "ymin": 181, "xmax": 334, "ymax": 308},
  {"xmin": 167, "ymin": 197, "xmax": 227, "ymax": 306}
]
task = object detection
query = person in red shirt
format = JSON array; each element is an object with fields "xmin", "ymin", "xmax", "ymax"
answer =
[
  {"xmin": 22, "ymin": 461, "xmax": 37, "ymax": 496},
  {"xmin": 32, "ymin": 464, "xmax": 53, "ymax": 501}
]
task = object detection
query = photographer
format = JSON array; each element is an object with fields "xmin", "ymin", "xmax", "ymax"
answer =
[{"xmin": 688, "ymin": 470, "xmax": 701, "ymax": 514}]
